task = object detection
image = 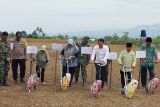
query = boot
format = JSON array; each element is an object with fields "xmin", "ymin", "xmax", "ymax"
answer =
[
  {"xmin": 0, "ymin": 79, "xmax": 3, "ymax": 87},
  {"xmin": 82, "ymin": 78, "xmax": 86, "ymax": 86},
  {"xmin": 20, "ymin": 78, "xmax": 26, "ymax": 83},
  {"xmin": 75, "ymin": 77, "xmax": 78, "ymax": 83},
  {"xmin": 2, "ymin": 80, "xmax": 9, "ymax": 86}
]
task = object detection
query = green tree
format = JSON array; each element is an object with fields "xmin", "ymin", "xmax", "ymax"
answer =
[
  {"xmin": 58, "ymin": 34, "xmax": 64, "ymax": 39},
  {"xmin": 104, "ymin": 36, "xmax": 112, "ymax": 41},
  {"xmin": 32, "ymin": 30, "xmax": 38, "ymax": 37},
  {"xmin": 32, "ymin": 26, "xmax": 45, "ymax": 38},
  {"xmin": 21, "ymin": 31, "xmax": 27, "ymax": 38},
  {"xmin": 72, "ymin": 36, "xmax": 77, "ymax": 41},
  {"xmin": 65, "ymin": 35, "xmax": 69, "ymax": 39},
  {"xmin": 9, "ymin": 32, "xmax": 15, "ymax": 37}
]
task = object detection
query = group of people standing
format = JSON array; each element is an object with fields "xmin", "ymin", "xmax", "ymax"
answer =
[
  {"xmin": 0, "ymin": 31, "xmax": 27, "ymax": 86},
  {"xmin": 60, "ymin": 38, "xmax": 110, "ymax": 89},
  {"xmin": 0, "ymin": 31, "xmax": 49, "ymax": 86},
  {"xmin": 60, "ymin": 36, "xmax": 159, "ymax": 93},
  {"xmin": 0, "ymin": 31, "xmax": 159, "ymax": 94}
]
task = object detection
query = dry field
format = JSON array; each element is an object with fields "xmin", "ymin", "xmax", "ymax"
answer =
[{"xmin": 0, "ymin": 39, "xmax": 160, "ymax": 107}]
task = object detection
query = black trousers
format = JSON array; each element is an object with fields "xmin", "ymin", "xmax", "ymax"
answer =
[
  {"xmin": 62, "ymin": 65, "xmax": 75, "ymax": 85},
  {"xmin": 95, "ymin": 64, "xmax": 108, "ymax": 88},
  {"xmin": 36, "ymin": 65, "xmax": 45, "ymax": 83},
  {"xmin": 120, "ymin": 70, "xmax": 131, "ymax": 88},
  {"xmin": 12, "ymin": 59, "xmax": 26, "ymax": 81}
]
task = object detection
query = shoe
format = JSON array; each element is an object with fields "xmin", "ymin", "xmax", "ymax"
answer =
[
  {"xmin": 37, "ymin": 77, "xmax": 40, "ymax": 81},
  {"xmin": 0, "ymin": 81, "xmax": 2, "ymax": 87},
  {"xmin": 82, "ymin": 78, "xmax": 86, "ymax": 84},
  {"xmin": 2, "ymin": 82, "xmax": 10, "ymax": 86},
  {"xmin": 102, "ymin": 84, "xmax": 108, "ymax": 91},
  {"xmin": 20, "ymin": 79, "xmax": 26, "ymax": 83},
  {"xmin": 42, "ymin": 82, "xmax": 47, "ymax": 85},
  {"xmin": 34, "ymin": 85, "xmax": 36, "ymax": 89},
  {"xmin": 75, "ymin": 79, "xmax": 78, "ymax": 83},
  {"xmin": 102, "ymin": 87, "xmax": 105, "ymax": 91},
  {"xmin": 14, "ymin": 79, "xmax": 18, "ymax": 84},
  {"xmin": 121, "ymin": 88, "xmax": 125, "ymax": 95}
]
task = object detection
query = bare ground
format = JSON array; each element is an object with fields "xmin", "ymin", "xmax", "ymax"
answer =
[{"xmin": 0, "ymin": 41, "xmax": 160, "ymax": 107}]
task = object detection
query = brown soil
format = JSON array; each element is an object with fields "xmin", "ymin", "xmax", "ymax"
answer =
[{"xmin": 0, "ymin": 40, "xmax": 160, "ymax": 107}]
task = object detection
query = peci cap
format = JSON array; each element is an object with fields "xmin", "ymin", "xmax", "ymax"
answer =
[
  {"xmin": 145, "ymin": 37, "xmax": 152, "ymax": 42},
  {"xmin": 1, "ymin": 31, "xmax": 8, "ymax": 36},
  {"xmin": 16, "ymin": 31, "xmax": 22, "ymax": 36},
  {"xmin": 126, "ymin": 43, "xmax": 132, "ymax": 47}
]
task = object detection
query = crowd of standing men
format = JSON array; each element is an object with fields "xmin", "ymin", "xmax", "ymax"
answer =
[
  {"xmin": 0, "ymin": 31, "xmax": 159, "ymax": 94},
  {"xmin": 0, "ymin": 31, "xmax": 27, "ymax": 86}
]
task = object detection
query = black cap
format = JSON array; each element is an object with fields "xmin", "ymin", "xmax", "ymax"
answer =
[
  {"xmin": 1, "ymin": 31, "xmax": 8, "ymax": 36},
  {"xmin": 82, "ymin": 36, "xmax": 90, "ymax": 40},
  {"xmin": 16, "ymin": 31, "xmax": 22, "ymax": 36},
  {"xmin": 146, "ymin": 37, "xmax": 152, "ymax": 42},
  {"xmin": 126, "ymin": 43, "xmax": 132, "ymax": 47},
  {"xmin": 98, "ymin": 38, "xmax": 104, "ymax": 43}
]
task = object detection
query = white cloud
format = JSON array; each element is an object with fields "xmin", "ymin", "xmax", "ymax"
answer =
[{"xmin": 0, "ymin": 0, "xmax": 160, "ymax": 33}]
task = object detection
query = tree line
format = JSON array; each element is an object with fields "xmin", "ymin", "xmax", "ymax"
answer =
[{"xmin": 1, "ymin": 27, "xmax": 160, "ymax": 48}]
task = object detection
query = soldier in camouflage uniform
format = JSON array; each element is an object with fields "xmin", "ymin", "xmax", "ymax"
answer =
[
  {"xmin": 75, "ymin": 36, "xmax": 90, "ymax": 84},
  {"xmin": 0, "ymin": 32, "xmax": 11, "ymax": 86}
]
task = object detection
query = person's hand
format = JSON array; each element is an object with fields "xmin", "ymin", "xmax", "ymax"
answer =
[
  {"xmin": 68, "ymin": 56, "xmax": 72, "ymax": 60},
  {"xmin": 29, "ymin": 58, "xmax": 33, "ymax": 62},
  {"xmin": 119, "ymin": 64, "xmax": 123, "ymax": 67},
  {"xmin": 131, "ymin": 66, "xmax": 135, "ymax": 69},
  {"xmin": 100, "ymin": 61, "xmax": 106, "ymax": 65},
  {"xmin": 142, "ymin": 59, "xmax": 147, "ymax": 64},
  {"xmin": 29, "ymin": 58, "xmax": 34, "ymax": 62},
  {"xmin": 154, "ymin": 60, "xmax": 159, "ymax": 64},
  {"xmin": 90, "ymin": 60, "xmax": 94, "ymax": 64},
  {"xmin": 46, "ymin": 60, "xmax": 48, "ymax": 63},
  {"xmin": 7, "ymin": 58, "xmax": 12, "ymax": 63},
  {"xmin": 58, "ymin": 56, "xmax": 61, "ymax": 60},
  {"xmin": 86, "ymin": 60, "xmax": 90, "ymax": 65}
]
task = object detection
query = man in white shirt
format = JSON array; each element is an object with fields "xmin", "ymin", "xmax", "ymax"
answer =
[{"xmin": 90, "ymin": 39, "xmax": 109, "ymax": 89}]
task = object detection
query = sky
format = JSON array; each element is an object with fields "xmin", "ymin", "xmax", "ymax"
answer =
[{"xmin": 0, "ymin": 0, "xmax": 160, "ymax": 33}]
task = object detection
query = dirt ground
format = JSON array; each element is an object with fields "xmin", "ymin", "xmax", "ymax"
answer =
[{"xmin": 0, "ymin": 39, "xmax": 160, "ymax": 107}]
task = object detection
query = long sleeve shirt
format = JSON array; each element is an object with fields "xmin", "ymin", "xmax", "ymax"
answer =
[
  {"xmin": 36, "ymin": 50, "xmax": 49, "ymax": 69},
  {"xmin": 91, "ymin": 45, "xmax": 109, "ymax": 66},
  {"xmin": 140, "ymin": 43, "xmax": 157, "ymax": 63},
  {"xmin": 118, "ymin": 50, "xmax": 136, "ymax": 72},
  {"xmin": 61, "ymin": 46, "xmax": 79, "ymax": 67},
  {"xmin": 77, "ymin": 43, "xmax": 90, "ymax": 65},
  {"xmin": 0, "ymin": 40, "xmax": 10, "ymax": 61}
]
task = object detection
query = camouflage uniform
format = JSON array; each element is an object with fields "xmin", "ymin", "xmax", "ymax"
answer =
[
  {"xmin": 75, "ymin": 43, "xmax": 90, "ymax": 83},
  {"xmin": 0, "ymin": 40, "xmax": 10, "ymax": 85}
]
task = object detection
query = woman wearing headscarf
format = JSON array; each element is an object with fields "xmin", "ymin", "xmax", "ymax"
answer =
[
  {"xmin": 60, "ymin": 39, "xmax": 79, "ymax": 86},
  {"xmin": 35, "ymin": 45, "xmax": 50, "ymax": 84}
]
